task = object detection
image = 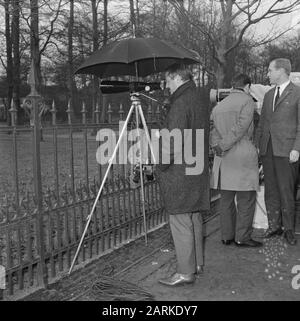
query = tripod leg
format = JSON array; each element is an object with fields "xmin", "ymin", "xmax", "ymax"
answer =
[
  {"xmin": 138, "ymin": 104, "xmax": 156, "ymax": 164},
  {"xmin": 68, "ymin": 103, "xmax": 135, "ymax": 274},
  {"xmin": 135, "ymin": 104, "xmax": 148, "ymax": 245}
]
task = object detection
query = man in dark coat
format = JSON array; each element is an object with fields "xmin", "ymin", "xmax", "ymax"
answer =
[
  {"xmin": 255, "ymin": 58, "xmax": 300, "ymax": 246},
  {"xmin": 155, "ymin": 63, "xmax": 210, "ymax": 286}
]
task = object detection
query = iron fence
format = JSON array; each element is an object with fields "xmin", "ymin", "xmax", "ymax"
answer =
[
  {"xmin": 0, "ymin": 68, "xmax": 218, "ymax": 299},
  {"xmin": 0, "ymin": 92, "xmax": 171, "ymax": 298}
]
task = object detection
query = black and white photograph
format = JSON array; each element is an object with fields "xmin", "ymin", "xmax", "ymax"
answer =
[{"xmin": 0, "ymin": 0, "xmax": 300, "ymax": 307}]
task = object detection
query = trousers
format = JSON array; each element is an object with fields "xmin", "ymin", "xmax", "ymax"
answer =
[
  {"xmin": 169, "ymin": 212, "xmax": 203, "ymax": 274},
  {"xmin": 220, "ymin": 190, "xmax": 256, "ymax": 242},
  {"xmin": 261, "ymin": 140, "xmax": 299, "ymax": 231}
]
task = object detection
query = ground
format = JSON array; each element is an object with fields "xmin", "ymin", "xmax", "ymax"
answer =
[{"xmin": 14, "ymin": 215, "xmax": 300, "ymax": 301}]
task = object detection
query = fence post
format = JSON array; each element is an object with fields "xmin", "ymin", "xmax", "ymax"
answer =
[
  {"xmin": 51, "ymin": 100, "xmax": 56, "ymax": 126},
  {"xmin": 9, "ymin": 99, "xmax": 17, "ymax": 126},
  {"xmin": 81, "ymin": 101, "xmax": 87, "ymax": 125},
  {"xmin": 155, "ymin": 105, "xmax": 160, "ymax": 122},
  {"xmin": 107, "ymin": 103, "xmax": 112, "ymax": 123},
  {"xmin": 147, "ymin": 104, "xmax": 152, "ymax": 123},
  {"xmin": 119, "ymin": 103, "xmax": 124, "ymax": 121},
  {"xmin": 24, "ymin": 60, "xmax": 47, "ymax": 288},
  {"xmin": 95, "ymin": 102, "xmax": 100, "ymax": 124},
  {"xmin": 66, "ymin": 99, "xmax": 72, "ymax": 125}
]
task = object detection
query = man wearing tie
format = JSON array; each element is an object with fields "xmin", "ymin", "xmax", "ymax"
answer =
[{"xmin": 255, "ymin": 58, "xmax": 300, "ymax": 245}]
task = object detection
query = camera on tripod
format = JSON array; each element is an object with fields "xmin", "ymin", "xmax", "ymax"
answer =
[
  {"xmin": 100, "ymin": 80, "xmax": 166, "ymax": 94},
  {"xmin": 131, "ymin": 164, "xmax": 154, "ymax": 184}
]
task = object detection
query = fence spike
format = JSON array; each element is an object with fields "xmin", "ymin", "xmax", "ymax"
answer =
[
  {"xmin": 119, "ymin": 103, "xmax": 124, "ymax": 120},
  {"xmin": 147, "ymin": 104, "xmax": 152, "ymax": 122},
  {"xmin": 107, "ymin": 103, "xmax": 113, "ymax": 123},
  {"xmin": 51, "ymin": 100, "xmax": 57, "ymax": 125},
  {"xmin": 95, "ymin": 102, "xmax": 100, "ymax": 124},
  {"xmin": 9, "ymin": 99, "xmax": 17, "ymax": 126},
  {"xmin": 81, "ymin": 101, "xmax": 87, "ymax": 124},
  {"xmin": 66, "ymin": 99, "xmax": 72, "ymax": 125}
]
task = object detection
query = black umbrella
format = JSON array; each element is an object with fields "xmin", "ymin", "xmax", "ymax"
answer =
[{"xmin": 75, "ymin": 37, "xmax": 200, "ymax": 78}]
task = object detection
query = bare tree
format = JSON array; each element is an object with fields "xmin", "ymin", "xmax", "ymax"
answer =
[
  {"xmin": 91, "ymin": 0, "xmax": 100, "ymax": 125},
  {"xmin": 135, "ymin": 0, "xmax": 140, "ymax": 36},
  {"xmin": 4, "ymin": 0, "xmax": 13, "ymax": 124},
  {"xmin": 129, "ymin": 0, "xmax": 137, "ymax": 37},
  {"xmin": 100, "ymin": 0, "xmax": 108, "ymax": 123},
  {"xmin": 29, "ymin": 0, "xmax": 41, "ymax": 91},
  {"xmin": 21, "ymin": 0, "xmax": 64, "ymax": 88},
  {"xmin": 12, "ymin": 0, "xmax": 21, "ymax": 122},
  {"xmin": 168, "ymin": 0, "xmax": 300, "ymax": 87},
  {"xmin": 67, "ymin": 0, "xmax": 75, "ymax": 120}
]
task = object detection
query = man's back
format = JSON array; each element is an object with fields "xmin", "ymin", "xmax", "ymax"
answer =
[{"xmin": 211, "ymin": 90, "xmax": 255, "ymax": 145}]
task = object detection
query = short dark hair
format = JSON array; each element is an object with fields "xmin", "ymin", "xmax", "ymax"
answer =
[
  {"xmin": 271, "ymin": 58, "xmax": 292, "ymax": 76},
  {"xmin": 232, "ymin": 74, "xmax": 251, "ymax": 88},
  {"xmin": 165, "ymin": 63, "xmax": 193, "ymax": 81}
]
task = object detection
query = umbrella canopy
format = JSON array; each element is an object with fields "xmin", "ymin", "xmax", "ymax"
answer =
[{"xmin": 75, "ymin": 37, "xmax": 200, "ymax": 78}]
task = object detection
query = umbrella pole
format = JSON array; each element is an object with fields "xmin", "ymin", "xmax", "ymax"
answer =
[{"xmin": 68, "ymin": 103, "xmax": 136, "ymax": 275}]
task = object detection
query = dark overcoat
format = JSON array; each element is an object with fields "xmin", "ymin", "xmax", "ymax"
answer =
[{"xmin": 156, "ymin": 80, "xmax": 210, "ymax": 214}]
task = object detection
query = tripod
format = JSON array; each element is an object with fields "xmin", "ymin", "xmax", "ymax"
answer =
[{"xmin": 69, "ymin": 94, "xmax": 157, "ymax": 275}]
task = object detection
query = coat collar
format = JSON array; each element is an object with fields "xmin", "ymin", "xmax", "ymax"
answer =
[
  {"xmin": 231, "ymin": 88, "xmax": 247, "ymax": 95},
  {"xmin": 169, "ymin": 80, "xmax": 196, "ymax": 103}
]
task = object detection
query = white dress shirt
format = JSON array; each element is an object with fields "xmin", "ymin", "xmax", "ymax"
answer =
[{"xmin": 273, "ymin": 80, "xmax": 290, "ymax": 111}]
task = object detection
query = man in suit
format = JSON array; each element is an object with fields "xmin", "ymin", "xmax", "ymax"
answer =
[
  {"xmin": 255, "ymin": 58, "xmax": 300, "ymax": 245},
  {"xmin": 155, "ymin": 63, "xmax": 210, "ymax": 286}
]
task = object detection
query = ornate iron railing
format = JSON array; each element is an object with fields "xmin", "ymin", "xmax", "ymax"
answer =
[{"xmin": 0, "ymin": 64, "xmax": 218, "ymax": 299}]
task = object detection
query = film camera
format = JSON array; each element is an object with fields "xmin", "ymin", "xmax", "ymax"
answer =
[
  {"xmin": 131, "ymin": 164, "xmax": 154, "ymax": 185},
  {"xmin": 209, "ymin": 88, "xmax": 231, "ymax": 104},
  {"xmin": 100, "ymin": 80, "xmax": 166, "ymax": 94}
]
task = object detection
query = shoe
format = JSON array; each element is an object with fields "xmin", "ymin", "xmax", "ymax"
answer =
[
  {"xmin": 263, "ymin": 227, "xmax": 283, "ymax": 238},
  {"xmin": 235, "ymin": 239, "xmax": 263, "ymax": 247},
  {"xmin": 222, "ymin": 239, "xmax": 234, "ymax": 245},
  {"xmin": 284, "ymin": 230, "xmax": 297, "ymax": 246},
  {"xmin": 158, "ymin": 273, "xmax": 195, "ymax": 286},
  {"xmin": 195, "ymin": 265, "xmax": 204, "ymax": 276}
]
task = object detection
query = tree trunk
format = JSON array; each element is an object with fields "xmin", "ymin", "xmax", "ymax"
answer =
[
  {"xmin": 5, "ymin": 0, "xmax": 13, "ymax": 125},
  {"xmin": 100, "ymin": 0, "xmax": 108, "ymax": 123},
  {"xmin": 129, "ymin": 0, "xmax": 136, "ymax": 37},
  {"xmin": 30, "ymin": 0, "xmax": 42, "ymax": 92},
  {"xmin": 91, "ymin": 0, "xmax": 99, "ymax": 126},
  {"xmin": 135, "ymin": 0, "xmax": 140, "ymax": 36},
  {"xmin": 215, "ymin": 44, "xmax": 227, "ymax": 88},
  {"xmin": 67, "ymin": 0, "xmax": 75, "ymax": 120},
  {"xmin": 12, "ymin": 0, "xmax": 21, "ymax": 124}
]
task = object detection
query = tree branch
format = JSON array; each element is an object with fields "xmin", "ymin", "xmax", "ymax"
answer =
[{"xmin": 40, "ymin": 0, "xmax": 64, "ymax": 56}]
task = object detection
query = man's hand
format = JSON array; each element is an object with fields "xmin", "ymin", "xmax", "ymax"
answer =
[
  {"xmin": 289, "ymin": 150, "xmax": 299, "ymax": 163},
  {"xmin": 212, "ymin": 144, "xmax": 223, "ymax": 157}
]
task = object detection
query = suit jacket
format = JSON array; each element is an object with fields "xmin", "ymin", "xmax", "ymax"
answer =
[{"xmin": 255, "ymin": 82, "xmax": 300, "ymax": 157}]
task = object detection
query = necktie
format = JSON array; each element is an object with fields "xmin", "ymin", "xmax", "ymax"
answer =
[{"xmin": 274, "ymin": 86, "xmax": 280, "ymax": 110}]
